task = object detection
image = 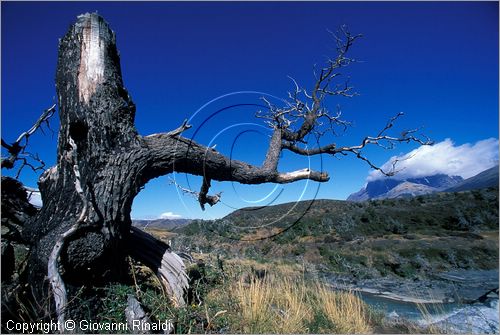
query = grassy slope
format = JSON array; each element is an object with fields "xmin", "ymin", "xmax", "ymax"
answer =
[
  {"xmin": 93, "ymin": 258, "xmax": 379, "ymax": 334},
  {"xmin": 68, "ymin": 188, "xmax": 497, "ymax": 334},
  {"xmin": 172, "ymin": 187, "xmax": 499, "ymax": 280}
]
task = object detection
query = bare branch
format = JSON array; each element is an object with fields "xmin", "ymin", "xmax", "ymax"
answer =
[
  {"xmin": 198, "ymin": 177, "xmax": 221, "ymax": 210},
  {"xmin": 257, "ymin": 27, "xmax": 361, "ymax": 147},
  {"xmin": 250, "ymin": 26, "xmax": 431, "ymax": 179},
  {"xmin": 144, "ymin": 25, "xmax": 429, "ymax": 211},
  {"xmin": 145, "ymin": 134, "xmax": 330, "ymax": 186},
  {"xmin": 168, "ymin": 176, "xmax": 222, "ymax": 210},
  {"xmin": 262, "ymin": 129, "xmax": 283, "ymax": 171},
  {"xmin": 169, "ymin": 177, "xmax": 199, "ymax": 198},
  {"xmin": 282, "ymin": 112, "xmax": 432, "ymax": 176},
  {"xmin": 282, "ymin": 142, "xmax": 337, "ymax": 155},
  {"xmin": 2, "ymin": 104, "xmax": 56, "ymax": 173},
  {"xmin": 275, "ymin": 168, "xmax": 329, "ymax": 183},
  {"xmin": 14, "ymin": 154, "xmax": 46, "ymax": 179},
  {"xmin": 145, "ymin": 119, "xmax": 192, "ymax": 140},
  {"xmin": 15, "ymin": 104, "xmax": 57, "ymax": 144},
  {"xmin": 165, "ymin": 119, "xmax": 192, "ymax": 137}
]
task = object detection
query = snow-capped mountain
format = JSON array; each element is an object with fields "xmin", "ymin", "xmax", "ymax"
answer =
[{"xmin": 347, "ymin": 174, "xmax": 463, "ymax": 201}]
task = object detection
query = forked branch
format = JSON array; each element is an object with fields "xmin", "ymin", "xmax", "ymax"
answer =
[
  {"xmin": 256, "ymin": 26, "xmax": 431, "ymax": 178},
  {"xmin": 168, "ymin": 176, "xmax": 221, "ymax": 210},
  {"xmin": 1, "ymin": 104, "xmax": 56, "ymax": 174},
  {"xmin": 144, "ymin": 25, "xmax": 430, "ymax": 210},
  {"xmin": 283, "ymin": 112, "xmax": 432, "ymax": 176}
]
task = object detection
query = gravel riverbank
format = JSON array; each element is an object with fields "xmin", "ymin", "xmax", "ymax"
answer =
[{"xmin": 326, "ymin": 269, "xmax": 498, "ymax": 304}]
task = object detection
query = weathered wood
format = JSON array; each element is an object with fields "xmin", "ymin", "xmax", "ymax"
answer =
[
  {"xmin": 128, "ymin": 227, "xmax": 189, "ymax": 306},
  {"xmin": 125, "ymin": 295, "xmax": 152, "ymax": 334},
  {"xmin": 24, "ymin": 12, "xmax": 143, "ymax": 310},
  {"xmin": 47, "ymin": 137, "xmax": 88, "ymax": 327},
  {"xmin": 23, "ymin": 13, "xmax": 381, "ymax": 319}
]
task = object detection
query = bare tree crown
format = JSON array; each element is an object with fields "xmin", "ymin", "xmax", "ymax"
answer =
[
  {"xmin": 160, "ymin": 26, "xmax": 432, "ymax": 210},
  {"xmin": 1, "ymin": 24, "xmax": 432, "ymax": 212},
  {"xmin": 254, "ymin": 26, "xmax": 432, "ymax": 180}
]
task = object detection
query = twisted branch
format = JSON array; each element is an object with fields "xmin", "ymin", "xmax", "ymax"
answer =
[
  {"xmin": 146, "ymin": 26, "xmax": 430, "ymax": 213},
  {"xmin": 1, "ymin": 104, "xmax": 56, "ymax": 173},
  {"xmin": 254, "ymin": 26, "xmax": 431, "ymax": 178},
  {"xmin": 168, "ymin": 177, "xmax": 221, "ymax": 210}
]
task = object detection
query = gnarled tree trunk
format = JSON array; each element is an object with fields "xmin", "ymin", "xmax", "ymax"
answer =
[
  {"xmin": 19, "ymin": 13, "xmax": 428, "ymax": 323},
  {"xmin": 24, "ymin": 13, "xmax": 329, "ymax": 306},
  {"xmin": 22, "ymin": 13, "xmax": 322, "ymax": 317},
  {"xmin": 22, "ymin": 13, "xmax": 187, "ymax": 314}
]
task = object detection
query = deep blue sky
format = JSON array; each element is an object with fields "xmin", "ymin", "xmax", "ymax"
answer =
[{"xmin": 2, "ymin": 2, "xmax": 498, "ymax": 219}]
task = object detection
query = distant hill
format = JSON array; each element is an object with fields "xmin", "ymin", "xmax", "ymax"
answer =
[
  {"xmin": 173, "ymin": 187, "xmax": 499, "ymax": 284},
  {"xmin": 347, "ymin": 174, "xmax": 463, "ymax": 201},
  {"xmin": 132, "ymin": 218, "xmax": 191, "ymax": 230},
  {"xmin": 178, "ymin": 186, "xmax": 499, "ymax": 242},
  {"xmin": 445, "ymin": 166, "xmax": 499, "ymax": 193}
]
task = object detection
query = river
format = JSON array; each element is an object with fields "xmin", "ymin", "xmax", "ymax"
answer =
[
  {"xmin": 358, "ymin": 291, "xmax": 459, "ymax": 320},
  {"xmin": 358, "ymin": 291, "xmax": 499, "ymax": 333}
]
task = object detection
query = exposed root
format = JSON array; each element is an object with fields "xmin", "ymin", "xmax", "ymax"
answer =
[{"xmin": 47, "ymin": 137, "xmax": 88, "ymax": 331}]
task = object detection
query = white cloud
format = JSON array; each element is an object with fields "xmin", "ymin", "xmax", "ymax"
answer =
[
  {"xmin": 131, "ymin": 215, "xmax": 156, "ymax": 220},
  {"xmin": 132, "ymin": 211, "xmax": 183, "ymax": 220},
  {"xmin": 159, "ymin": 211, "xmax": 182, "ymax": 219},
  {"xmin": 367, "ymin": 138, "xmax": 499, "ymax": 181},
  {"xmin": 24, "ymin": 187, "xmax": 42, "ymax": 207}
]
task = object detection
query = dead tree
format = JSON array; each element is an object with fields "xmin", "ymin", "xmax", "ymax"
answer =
[{"xmin": 10, "ymin": 13, "xmax": 429, "ymax": 322}]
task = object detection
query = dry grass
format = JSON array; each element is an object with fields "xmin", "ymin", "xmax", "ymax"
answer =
[
  {"xmin": 235, "ymin": 276, "xmax": 276, "ymax": 333},
  {"xmin": 224, "ymin": 258, "xmax": 304, "ymax": 279},
  {"xmin": 274, "ymin": 277, "xmax": 312, "ymax": 333},
  {"xmin": 232, "ymin": 272, "xmax": 372, "ymax": 334},
  {"xmin": 415, "ymin": 300, "xmax": 473, "ymax": 334},
  {"xmin": 416, "ymin": 302, "xmax": 444, "ymax": 333},
  {"xmin": 316, "ymin": 284, "xmax": 372, "ymax": 333},
  {"xmin": 234, "ymin": 275, "xmax": 313, "ymax": 333}
]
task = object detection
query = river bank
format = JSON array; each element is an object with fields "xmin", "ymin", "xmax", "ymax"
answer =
[
  {"xmin": 324, "ymin": 269, "xmax": 499, "ymax": 333},
  {"xmin": 325, "ymin": 269, "xmax": 499, "ymax": 304},
  {"xmin": 417, "ymin": 299, "xmax": 499, "ymax": 334}
]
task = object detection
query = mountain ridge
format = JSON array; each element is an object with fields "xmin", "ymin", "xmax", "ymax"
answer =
[
  {"xmin": 445, "ymin": 166, "xmax": 499, "ymax": 193},
  {"xmin": 132, "ymin": 218, "xmax": 191, "ymax": 230},
  {"xmin": 347, "ymin": 173, "xmax": 463, "ymax": 201}
]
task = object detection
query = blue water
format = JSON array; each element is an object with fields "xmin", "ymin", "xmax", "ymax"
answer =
[{"xmin": 358, "ymin": 291, "xmax": 460, "ymax": 320}]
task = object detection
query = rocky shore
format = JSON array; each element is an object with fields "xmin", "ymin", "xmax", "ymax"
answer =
[
  {"xmin": 326, "ymin": 269, "xmax": 499, "ymax": 304},
  {"xmin": 325, "ymin": 269, "xmax": 499, "ymax": 334}
]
